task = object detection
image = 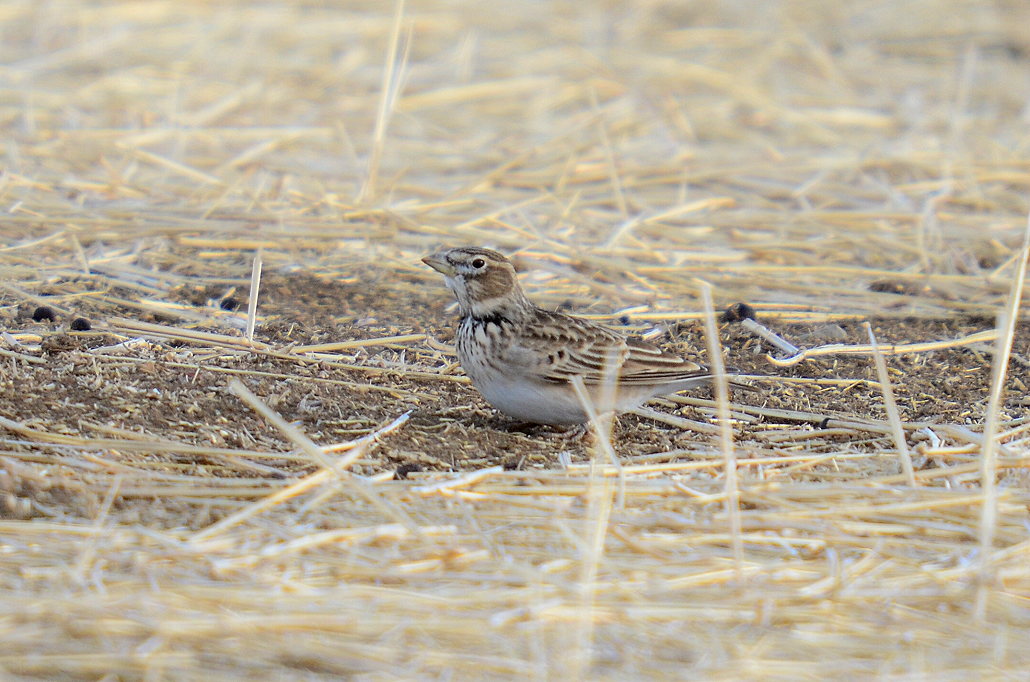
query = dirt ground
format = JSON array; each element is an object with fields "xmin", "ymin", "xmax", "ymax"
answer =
[{"xmin": 2, "ymin": 264, "xmax": 1027, "ymax": 523}]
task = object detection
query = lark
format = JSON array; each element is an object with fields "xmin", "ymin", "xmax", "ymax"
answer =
[{"xmin": 423, "ymin": 246, "xmax": 735, "ymax": 425}]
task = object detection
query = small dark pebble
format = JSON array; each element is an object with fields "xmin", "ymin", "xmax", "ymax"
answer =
[
  {"xmin": 618, "ymin": 315, "xmax": 632, "ymax": 325},
  {"xmin": 31, "ymin": 306, "xmax": 56, "ymax": 322},
  {"xmin": 721, "ymin": 302, "xmax": 756, "ymax": 323},
  {"xmin": 220, "ymin": 297, "xmax": 240, "ymax": 311},
  {"xmin": 70, "ymin": 317, "xmax": 92, "ymax": 331}
]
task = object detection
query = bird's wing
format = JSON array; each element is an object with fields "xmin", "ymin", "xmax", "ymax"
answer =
[
  {"xmin": 616, "ymin": 337, "xmax": 712, "ymax": 385},
  {"xmin": 509, "ymin": 310, "xmax": 711, "ymax": 386}
]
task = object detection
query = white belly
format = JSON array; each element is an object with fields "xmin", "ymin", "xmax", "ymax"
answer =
[
  {"xmin": 455, "ymin": 317, "xmax": 698, "ymax": 425},
  {"xmin": 473, "ymin": 375, "xmax": 590, "ymax": 425}
]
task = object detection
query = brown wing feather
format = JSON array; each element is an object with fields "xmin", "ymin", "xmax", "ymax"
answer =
[
  {"xmin": 617, "ymin": 336, "xmax": 710, "ymax": 384},
  {"xmin": 511, "ymin": 309, "xmax": 711, "ymax": 386}
]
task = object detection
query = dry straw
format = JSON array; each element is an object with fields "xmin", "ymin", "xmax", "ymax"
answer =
[{"xmin": 1, "ymin": 0, "xmax": 1029, "ymax": 679}]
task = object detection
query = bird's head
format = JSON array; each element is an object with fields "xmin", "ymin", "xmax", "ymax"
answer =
[{"xmin": 422, "ymin": 247, "xmax": 529, "ymax": 319}]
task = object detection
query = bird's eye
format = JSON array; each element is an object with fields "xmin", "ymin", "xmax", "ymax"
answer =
[{"xmin": 471, "ymin": 258, "xmax": 486, "ymax": 269}]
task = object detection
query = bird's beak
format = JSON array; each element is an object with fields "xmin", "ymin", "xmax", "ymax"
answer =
[{"xmin": 422, "ymin": 252, "xmax": 455, "ymax": 276}]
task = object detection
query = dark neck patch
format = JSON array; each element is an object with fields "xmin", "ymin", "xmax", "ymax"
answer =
[{"xmin": 469, "ymin": 311, "xmax": 511, "ymax": 328}]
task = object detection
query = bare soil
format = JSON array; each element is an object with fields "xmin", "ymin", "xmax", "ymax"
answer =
[{"xmin": 3, "ymin": 266, "xmax": 1026, "ymax": 527}]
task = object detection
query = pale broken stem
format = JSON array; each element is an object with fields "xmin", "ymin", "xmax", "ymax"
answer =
[
  {"xmin": 767, "ymin": 329, "xmax": 998, "ymax": 366},
  {"xmin": 68, "ymin": 232, "xmax": 90, "ymax": 275},
  {"xmin": 668, "ymin": 395, "xmax": 1015, "ymax": 455},
  {"xmin": 358, "ymin": 0, "xmax": 409, "ymax": 204},
  {"xmin": 629, "ymin": 405, "xmax": 721, "ymax": 435},
  {"xmin": 573, "ymin": 473, "xmax": 614, "ymax": 682},
  {"xmin": 329, "ymin": 439, "xmax": 415, "ymax": 502},
  {"xmin": 412, "ymin": 466, "xmax": 504, "ymax": 495},
  {"xmin": 864, "ymin": 323, "xmax": 916, "ymax": 487},
  {"xmin": 126, "ymin": 147, "xmax": 224, "ymax": 186},
  {"xmin": 740, "ymin": 318, "xmax": 800, "ymax": 356},
  {"xmin": 697, "ymin": 280, "xmax": 742, "ymax": 574},
  {"xmin": 605, "ymin": 197, "xmax": 736, "ymax": 249},
  {"xmin": 230, "ymin": 379, "xmax": 419, "ymax": 533},
  {"xmin": 73, "ymin": 474, "xmax": 123, "ymax": 583},
  {"xmin": 246, "ymin": 248, "xmax": 262, "ymax": 343},
  {"xmin": 0, "ymin": 281, "xmax": 74, "ymax": 316},
  {"xmin": 568, "ymin": 373, "xmax": 616, "ymax": 682},
  {"xmin": 0, "ymin": 346, "xmax": 45, "ymax": 365},
  {"xmin": 190, "ymin": 379, "xmax": 416, "ymax": 544},
  {"xmin": 322, "ymin": 409, "xmax": 413, "ymax": 455},
  {"xmin": 569, "ymin": 374, "xmax": 624, "ymax": 506},
  {"xmin": 229, "ymin": 377, "xmax": 337, "ymax": 467},
  {"xmin": 191, "ymin": 467, "xmax": 338, "ymax": 544},
  {"xmin": 567, "ymin": 365, "xmax": 622, "ymax": 680},
  {"xmin": 107, "ymin": 317, "xmax": 273, "ymax": 351},
  {"xmin": 976, "ymin": 211, "xmax": 1030, "ymax": 621},
  {"xmin": 290, "ymin": 333, "xmax": 427, "ymax": 354}
]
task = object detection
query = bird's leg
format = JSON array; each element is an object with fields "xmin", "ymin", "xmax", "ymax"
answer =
[{"xmin": 511, "ymin": 422, "xmax": 591, "ymax": 440}]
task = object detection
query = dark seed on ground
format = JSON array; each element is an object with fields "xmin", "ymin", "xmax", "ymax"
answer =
[
  {"xmin": 721, "ymin": 302, "xmax": 756, "ymax": 323},
  {"xmin": 32, "ymin": 306, "xmax": 56, "ymax": 322}
]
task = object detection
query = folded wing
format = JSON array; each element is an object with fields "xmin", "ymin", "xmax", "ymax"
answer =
[{"xmin": 513, "ymin": 310, "xmax": 711, "ymax": 386}]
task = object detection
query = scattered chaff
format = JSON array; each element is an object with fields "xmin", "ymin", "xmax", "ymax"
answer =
[
  {"xmin": 0, "ymin": 1, "xmax": 1028, "ymax": 679},
  {"xmin": 865, "ymin": 322, "xmax": 916, "ymax": 486}
]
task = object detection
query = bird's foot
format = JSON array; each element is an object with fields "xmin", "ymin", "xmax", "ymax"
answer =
[{"xmin": 512, "ymin": 422, "xmax": 590, "ymax": 440}]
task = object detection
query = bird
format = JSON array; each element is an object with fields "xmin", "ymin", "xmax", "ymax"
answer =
[{"xmin": 422, "ymin": 246, "xmax": 737, "ymax": 426}]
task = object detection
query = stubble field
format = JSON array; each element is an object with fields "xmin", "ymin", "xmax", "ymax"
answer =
[{"xmin": 1, "ymin": 1, "xmax": 1029, "ymax": 679}]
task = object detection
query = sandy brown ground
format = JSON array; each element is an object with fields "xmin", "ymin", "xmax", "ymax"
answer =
[
  {"xmin": 3, "ymin": 276, "xmax": 1028, "ymax": 486},
  {"xmin": 1, "ymin": 1, "xmax": 1029, "ymax": 679}
]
